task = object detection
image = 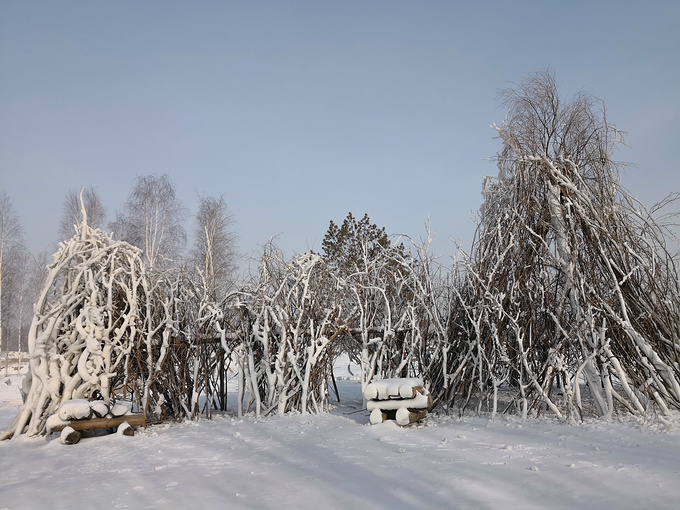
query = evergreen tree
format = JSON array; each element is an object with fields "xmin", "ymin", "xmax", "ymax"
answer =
[{"xmin": 322, "ymin": 213, "xmax": 402, "ymax": 276}]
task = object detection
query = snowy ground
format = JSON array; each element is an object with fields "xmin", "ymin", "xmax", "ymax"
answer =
[{"xmin": 2, "ymin": 361, "xmax": 680, "ymax": 509}]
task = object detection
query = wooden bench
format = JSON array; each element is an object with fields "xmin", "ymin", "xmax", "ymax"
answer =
[
  {"xmin": 364, "ymin": 378, "xmax": 432, "ymax": 426},
  {"xmin": 51, "ymin": 414, "xmax": 146, "ymax": 444}
]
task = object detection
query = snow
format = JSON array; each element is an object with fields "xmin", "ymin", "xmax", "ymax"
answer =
[
  {"xmin": 363, "ymin": 378, "xmax": 424, "ymax": 400},
  {"xmin": 90, "ymin": 400, "xmax": 110, "ymax": 418},
  {"xmin": 370, "ymin": 407, "xmax": 384, "ymax": 425},
  {"xmin": 117, "ymin": 421, "xmax": 133, "ymax": 436},
  {"xmin": 44, "ymin": 413, "xmax": 68, "ymax": 434},
  {"xmin": 59, "ymin": 426, "xmax": 77, "ymax": 445},
  {"xmin": 110, "ymin": 402, "xmax": 132, "ymax": 417},
  {"xmin": 57, "ymin": 399, "xmax": 93, "ymax": 421},
  {"xmin": 366, "ymin": 393, "xmax": 430, "ymax": 411},
  {"xmin": 3, "ymin": 364, "xmax": 680, "ymax": 509},
  {"xmin": 395, "ymin": 406, "xmax": 412, "ymax": 426}
]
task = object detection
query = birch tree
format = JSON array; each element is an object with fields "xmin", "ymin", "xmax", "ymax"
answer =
[
  {"xmin": 191, "ymin": 195, "xmax": 238, "ymax": 300},
  {"xmin": 1, "ymin": 243, "xmax": 31, "ymax": 352},
  {"xmin": 0, "ymin": 192, "xmax": 24, "ymax": 354},
  {"xmin": 451, "ymin": 69, "xmax": 680, "ymax": 421},
  {"xmin": 111, "ymin": 174, "xmax": 186, "ymax": 269},
  {"xmin": 59, "ymin": 186, "xmax": 107, "ymax": 239}
]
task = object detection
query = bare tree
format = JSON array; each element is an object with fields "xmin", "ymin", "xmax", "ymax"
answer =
[
  {"xmin": 449, "ymin": 69, "xmax": 680, "ymax": 421},
  {"xmin": 230, "ymin": 245, "xmax": 340, "ymax": 417},
  {"xmin": 0, "ymin": 192, "xmax": 25, "ymax": 354},
  {"xmin": 58, "ymin": 186, "xmax": 107, "ymax": 239},
  {"xmin": 1, "ymin": 216, "xmax": 151, "ymax": 439},
  {"xmin": 111, "ymin": 174, "xmax": 186, "ymax": 269},
  {"xmin": 1, "ymin": 243, "xmax": 31, "ymax": 352},
  {"xmin": 191, "ymin": 195, "xmax": 238, "ymax": 300}
]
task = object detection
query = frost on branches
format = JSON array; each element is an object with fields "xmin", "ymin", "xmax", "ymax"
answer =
[
  {"xmin": 445, "ymin": 70, "xmax": 680, "ymax": 422},
  {"xmin": 4, "ymin": 72, "xmax": 679, "ymax": 435},
  {"xmin": 1, "ymin": 217, "xmax": 149, "ymax": 439},
  {"xmin": 229, "ymin": 246, "xmax": 340, "ymax": 417}
]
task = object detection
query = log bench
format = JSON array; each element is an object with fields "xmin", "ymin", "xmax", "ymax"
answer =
[
  {"xmin": 50, "ymin": 413, "xmax": 146, "ymax": 433},
  {"xmin": 50, "ymin": 414, "xmax": 146, "ymax": 444},
  {"xmin": 364, "ymin": 378, "xmax": 432, "ymax": 426}
]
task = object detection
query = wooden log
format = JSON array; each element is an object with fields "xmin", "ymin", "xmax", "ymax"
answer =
[
  {"xmin": 366, "ymin": 392, "xmax": 431, "ymax": 412},
  {"xmin": 369, "ymin": 408, "xmax": 387, "ymax": 425},
  {"xmin": 110, "ymin": 403, "xmax": 132, "ymax": 417},
  {"xmin": 60, "ymin": 426, "xmax": 81, "ymax": 445},
  {"xmin": 396, "ymin": 385, "xmax": 425, "ymax": 399},
  {"xmin": 117, "ymin": 421, "xmax": 135, "ymax": 437},
  {"xmin": 364, "ymin": 378, "xmax": 426, "ymax": 401},
  {"xmin": 50, "ymin": 414, "xmax": 145, "ymax": 433},
  {"xmin": 396, "ymin": 407, "xmax": 428, "ymax": 426},
  {"xmin": 90, "ymin": 401, "xmax": 110, "ymax": 418},
  {"xmin": 407, "ymin": 408, "xmax": 428, "ymax": 424}
]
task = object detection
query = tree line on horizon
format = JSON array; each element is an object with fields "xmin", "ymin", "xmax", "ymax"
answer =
[{"xmin": 2, "ymin": 69, "xmax": 680, "ymax": 439}]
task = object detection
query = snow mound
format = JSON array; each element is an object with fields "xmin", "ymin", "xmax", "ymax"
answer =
[{"xmin": 57, "ymin": 399, "xmax": 93, "ymax": 421}]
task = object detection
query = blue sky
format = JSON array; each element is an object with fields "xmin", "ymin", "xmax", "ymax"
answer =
[{"xmin": 1, "ymin": 1, "xmax": 678, "ymax": 264}]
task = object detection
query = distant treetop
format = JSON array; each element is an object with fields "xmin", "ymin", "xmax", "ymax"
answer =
[{"xmin": 322, "ymin": 212, "xmax": 403, "ymax": 275}]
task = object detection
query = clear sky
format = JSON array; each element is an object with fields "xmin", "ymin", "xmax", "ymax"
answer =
[{"xmin": 1, "ymin": 1, "xmax": 678, "ymax": 265}]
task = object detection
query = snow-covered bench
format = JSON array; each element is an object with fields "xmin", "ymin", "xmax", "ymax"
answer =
[
  {"xmin": 46, "ymin": 399, "xmax": 145, "ymax": 444},
  {"xmin": 363, "ymin": 378, "xmax": 432, "ymax": 426}
]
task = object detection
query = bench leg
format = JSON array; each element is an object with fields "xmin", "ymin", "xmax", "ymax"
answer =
[{"xmin": 61, "ymin": 427, "xmax": 81, "ymax": 445}]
